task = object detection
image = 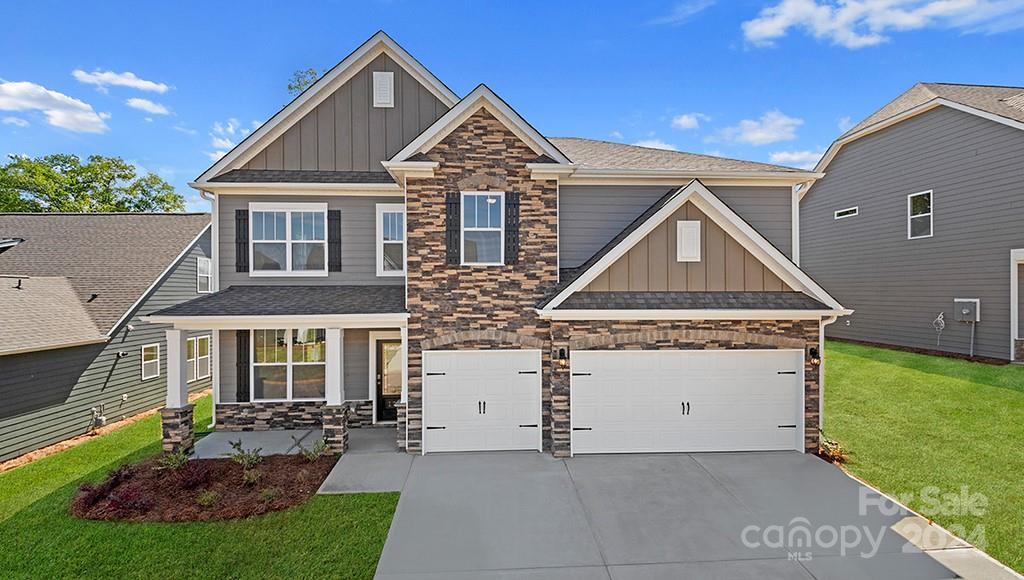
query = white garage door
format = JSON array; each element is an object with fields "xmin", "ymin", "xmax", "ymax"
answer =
[
  {"xmin": 571, "ymin": 350, "xmax": 803, "ymax": 455},
  {"xmin": 422, "ymin": 350, "xmax": 542, "ymax": 453}
]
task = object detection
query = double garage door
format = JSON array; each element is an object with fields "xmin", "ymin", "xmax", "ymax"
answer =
[{"xmin": 422, "ymin": 349, "xmax": 803, "ymax": 455}]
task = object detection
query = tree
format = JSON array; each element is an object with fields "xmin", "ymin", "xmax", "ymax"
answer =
[
  {"xmin": 287, "ymin": 68, "xmax": 321, "ymax": 97},
  {"xmin": 0, "ymin": 154, "xmax": 186, "ymax": 213}
]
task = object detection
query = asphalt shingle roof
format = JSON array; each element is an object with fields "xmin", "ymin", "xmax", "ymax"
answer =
[
  {"xmin": 842, "ymin": 82, "xmax": 1024, "ymax": 138},
  {"xmin": 547, "ymin": 137, "xmax": 806, "ymax": 173},
  {"xmin": 209, "ymin": 169, "xmax": 397, "ymax": 183},
  {"xmin": 0, "ymin": 213, "xmax": 210, "ymax": 334},
  {"xmin": 0, "ymin": 276, "xmax": 107, "ymax": 356},
  {"xmin": 153, "ymin": 285, "xmax": 407, "ymax": 317},
  {"xmin": 555, "ymin": 291, "xmax": 827, "ymax": 311}
]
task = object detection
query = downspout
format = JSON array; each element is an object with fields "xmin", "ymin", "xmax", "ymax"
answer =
[
  {"xmin": 198, "ymin": 188, "xmax": 219, "ymax": 430},
  {"xmin": 819, "ymin": 315, "xmax": 840, "ymax": 434}
]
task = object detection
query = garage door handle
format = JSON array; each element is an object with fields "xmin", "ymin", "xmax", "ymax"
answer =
[
  {"xmin": 572, "ymin": 427, "xmax": 592, "ymax": 431},
  {"xmin": 478, "ymin": 401, "xmax": 482, "ymax": 414},
  {"xmin": 571, "ymin": 372, "xmax": 591, "ymax": 376},
  {"xmin": 519, "ymin": 424, "xmax": 538, "ymax": 428},
  {"xmin": 426, "ymin": 426, "xmax": 446, "ymax": 430},
  {"xmin": 426, "ymin": 372, "xmax": 446, "ymax": 376},
  {"xmin": 777, "ymin": 371, "xmax": 797, "ymax": 375},
  {"xmin": 777, "ymin": 424, "xmax": 796, "ymax": 429},
  {"xmin": 518, "ymin": 370, "xmax": 537, "ymax": 374}
]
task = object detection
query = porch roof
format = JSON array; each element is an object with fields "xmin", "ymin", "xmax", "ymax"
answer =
[
  {"xmin": 554, "ymin": 291, "xmax": 828, "ymax": 311},
  {"xmin": 151, "ymin": 285, "xmax": 406, "ymax": 317}
]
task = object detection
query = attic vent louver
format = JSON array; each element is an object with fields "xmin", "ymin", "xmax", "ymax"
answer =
[
  {"xmin": 1001, "ymin": 92, "xmax": 1024, "ymax": 112},
  {"xmin": 373, "ymin": 71, "xmax": 394, "ymax": 108}
]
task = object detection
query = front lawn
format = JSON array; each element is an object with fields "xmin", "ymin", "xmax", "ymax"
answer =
[
  {"xmin": 0, "ymin": 396, "xmax": 398, "ymax": 579},
  {"xmin": 826, "ymin": 340, "xmax": 1024, "ymax": 573}
]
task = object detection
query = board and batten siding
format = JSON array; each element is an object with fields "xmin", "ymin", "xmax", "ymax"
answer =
[
  {"xmin": 218, "ymin": 194, "xmax": 405, "ymax": 287},
  {"xmin": 583, "ymin": 201, "xmax": 792, "ymax": 292},
  {"xmin": 238, "ymin": 53, "xmax": 447, "ymax": 174},
  {"xmin": 559, "ymin": 185, "xmax": 794, "ymax": 269},
  {"xmin": 801, "ymin": 106, "xmax": 1024, "ymax": 360},
  {"xmin": 0, "ymin": 231, "xmax": 213, "ymax": 461}
]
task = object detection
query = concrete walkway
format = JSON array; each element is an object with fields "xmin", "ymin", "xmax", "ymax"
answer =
[
  {"xmin": 319, "ymin": 429, "xmax": 413, "ymax": 493},
  {"xmin": 192, "ymin": 428, "xmax": 321, "ymax": 459}
]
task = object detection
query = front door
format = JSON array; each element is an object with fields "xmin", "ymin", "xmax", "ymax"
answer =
[{"xmin": 376, "ymin": 339, "xmax": 403, "ymax": 422}]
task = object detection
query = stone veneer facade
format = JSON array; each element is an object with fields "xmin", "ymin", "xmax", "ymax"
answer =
[
  {"xmin": 161, "ymin": 405, "xmax": 194, "ymax": 454},
  {"xmin": 215, "ymin": 399, "xmax": 375, "ymax": 431}
]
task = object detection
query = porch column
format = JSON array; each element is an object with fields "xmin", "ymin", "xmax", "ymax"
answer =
[
  {"xmin": 323, "ymin": 328, "xmax": 348, "ymax": 454},
  {"xmin": 396, "ymin": 326, "xmax": 409, "ymax": 450},
  {"xmin": 161, "ymin": 329, "xmax": 194, "ymax": 454}
]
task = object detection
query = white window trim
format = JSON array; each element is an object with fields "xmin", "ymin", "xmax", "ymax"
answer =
[
  {"xmin": 186, "ymin": 335, "xmax": 212, "ymax": 382},
  {"xmin": 250, "ymin": 328, "xmax": 327, "ymax": 403},
  {"xmin": 907, "ymin": 190, "xmax": 933, "ymax": 240},
  {"xmin": 375, "ymin": 203, "xmax": 406, "ymax": 277},
  {"xmin": 248, "ymin": 202, "xmax": 329, "ymax": 277},
  {"xmin": 372, "ymin": 71, "xmax": 395, "ymax": 108},
  {"xmin": 196, "ymin": 256, "xmax": 213, "ymax": 293},
  {"xmin": 460, "ymin": 191, "xmax": 505, "ymax": 266},
  {"xmin": 834, "ymin": 206, "xmax": 859, "ymax": 220},
  {"xmin": 676, "ymin": 220, "xmax": 701, "ymax": 262},
  {"xmin": 141, "ymin": 343, "xmax": 160, "ymax": 381}
]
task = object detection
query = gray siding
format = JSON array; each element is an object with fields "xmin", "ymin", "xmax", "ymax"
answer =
[
  {"xmin": 801, "ymin": 106, "xmax": 1024, "ymax": 360},
  {"xmin": 0, "ymin": 231, "xmax": 213, "ymax": 461},
  {"xmin": 218, "ymin": 194, "xmax": 405, "ymax": 287},
  {"xmin": 559, "ymin": 185, "xmax": 793, "ymax": 268},
  {"xmin": 238, "ymin": 53, "xmax": 447, "ymax": 174}
]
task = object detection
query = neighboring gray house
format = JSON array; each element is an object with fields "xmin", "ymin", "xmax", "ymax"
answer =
[
  {"xmin": 0, "ymin": 213, "xmax": 212, "ymax": 461},
  {"xmin": 800, "ymin": 83, "xmax": 1024, "ymax": 361},
  {"xmin": 149, "ymin": 31, "xmax": 849, "ymax": 461}
]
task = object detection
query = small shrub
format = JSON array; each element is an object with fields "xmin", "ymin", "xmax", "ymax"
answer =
[
  {"xmin": 174, "ymin": 461, "xmax": 212, "ymax": 490},
  {"xmin": 196, "ymin": 490, "xmax": 219, "ymax": 508},
  {"xmin": 260, "ymin": 487, "xmax": 280, "ymax": 502},
  {"xmin": 73, "ymin": 463, "xmax": 136, "ymax": 510},
  {"xmin": 292, "ymin": 435, "xmax": 329, "ymax": 462},
  {"xmin": 153, "ymin": 450, "xmax": 190, "ymax": 471},
  {"xmin": 818, "ymin": 433, "xmax": 849, "ymax": 464},
  {"xmin": 107, "ymin": 485, "xmax": 153, "ymax": 516},
  {"xmin": 226, "ymin": 439, "xmax": 263, "ymax": 469},
  {"xmin": 242, "ymin": 468, "xmax": 261, "ymax": 486}
]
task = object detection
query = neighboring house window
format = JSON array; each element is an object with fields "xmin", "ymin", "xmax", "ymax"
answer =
[
  {"xmin": 676, "ymin": 220, "xmax": 701, "ymax": 262},
  {"xmin": 373, "ymin": 71, "xmax": 394, "ymax": 107},
  {"xmin": 249, "ymin": 203, "xmax": 328, "ymax": 275},
  {"xmin": 907, "ymin": 190, "xmax": 933, "ymax": 239},
  {"xmin": 196, "ymin": 257, "xmax": 213, "ymax": 293},
  {"xmin": 834, "ymin": 207, "xmax": 859, "ymax": 220},
  {"xmin": 461, "ymin": 192, "xmax": 504, "ymax": 265},
  {"xmin": 251, "ymin": 328, "xmax": 326, "ymax": 401},
  {"xmin": 376, "ymin": 203, "xmax": 406, "ymax": 276},
  {"xmin": 141, "ymin": 344, "xmax": 160, "ymax": 380},
  {"xmin": 186, "ymin": 335, "xmax": 211, "ymax": 382}
]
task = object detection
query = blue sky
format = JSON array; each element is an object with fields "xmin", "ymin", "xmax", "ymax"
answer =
[{"xmin": 3, "ymin": 0, "xmax": 1023, "ymax": 211}]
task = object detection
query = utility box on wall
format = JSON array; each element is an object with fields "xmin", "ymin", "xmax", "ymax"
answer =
[{"xmin": 954, "ymin": 299, "xmax": 980, "ymax": 322}]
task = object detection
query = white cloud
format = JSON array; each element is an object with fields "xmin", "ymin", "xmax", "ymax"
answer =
[
  {"xmin": 609, "ymin": 130, "xmax": 624, "ymax": 139},
  {"xmin": 0, "ymin": 81, "xmax": 109, "ymax": 133},
  {"xmin": 671, "ymin": 112, "xmax": 711, "ymax": 130},
  {"xmin": 72, "ymin": 69, "xmax": 169, "ymax": 93},
  {"xmin": 718, "ymin": 110, "xmax": 802, "ymax": 145},
  {"xmin": 769, "ymin": 149, "xmax": 824, "ymax": 169},
  {"xmin": 2, "ymin": 116, "xmax": 29, "ymax": 127},
  {"xmin": 742, "ymin": 0, "xmax": 1024, "ymax": 49},
  {"xmin": 126, "ymin": 97, "xmax": 170, "ymax": 115},
  {"xmin": 838, "ymin": 115, "xmax": 854, "ymax": 132},
  {"xmin": 649, "ymin": 0, "xmax": 716, "ymax": 25},
  {"xmin": 206, "ymin": 118, "xmax": 250, "ymax": 161},
  {"xmin": 173, "ymin": 124, "xmax": 197, "ymax": 136},
  {"xmin": 632, "ymin": 139, "xmax": 679, "ymax": 151}
]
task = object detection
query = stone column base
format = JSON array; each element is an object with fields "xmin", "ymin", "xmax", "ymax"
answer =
[
  {"xmin": 395, "ymin": 402, "xmax": 407, "ymax": 450},
  {"xmin": 161, "ymin": 405, "xmax": 194, "ymax": 455},
  {"xmin": 322, "ymin": 404, "xmax": 349, "ymax": 455},
  {"xmin": 1015, "ymin": 338, "xmax": 1024, "ymax": 362}
]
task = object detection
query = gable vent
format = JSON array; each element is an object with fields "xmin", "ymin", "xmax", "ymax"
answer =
[
  {"xmin": 1001, "ymin": 92, "xmax": 1024, "ymax": 112},
  {"xmin": 373, "ymin": 71, "xmax": 394, "ymax": 108}
]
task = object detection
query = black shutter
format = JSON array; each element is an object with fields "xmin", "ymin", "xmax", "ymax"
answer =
[
  {"xmin": 445, "ymin": 191, "xmax": 460, "ymax": 265},
  {"xmin": 504, "ymin": 191, "xmax": 520, "ymax": 265},
  {"xmin": 235, "ymin": 330, "xmax": 250, "ymax": 402},
  {"xmin": 327, "ymin": 210, "xmax": 342, "ymax": 272},
  {"xmin": 235, "ymin": 210, "xmax": 249, "ymax": 272}
]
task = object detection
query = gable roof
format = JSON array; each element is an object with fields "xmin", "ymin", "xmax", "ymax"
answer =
[
  {"xmin": 0, "ymin": 276, "xmax": 107, "ymax": 356},
  {"xmin": 0, "ymin": 213, "xmax": 210, "ymax": 335},
  {"xmin": 388, "ymin": 84, "xmax": 572, "ymax": 166},
  {"xmin": 539, "ymin": 180, "xmax": 846, "ymax": 313},
  {"xmin": 194, "ymin": 31, "xmax": 458, "ymax": 185},
  {"xmin": 548, "ymin": 137, "xmax": 805, "ymax": 173}
]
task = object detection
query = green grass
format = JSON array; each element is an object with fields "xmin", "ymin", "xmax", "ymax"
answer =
[
  {"xmin": 0, "ymin": 395, "xmax": 398, "ymax": 579},
  {"xmin": 826, "ymin": 341, "xmax": 1024, "ymax": 573}
]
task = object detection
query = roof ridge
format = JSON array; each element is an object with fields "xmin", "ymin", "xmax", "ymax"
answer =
[{"xmin": 924, "ymin": 81, "xmax": 1024, "ymax": 90}]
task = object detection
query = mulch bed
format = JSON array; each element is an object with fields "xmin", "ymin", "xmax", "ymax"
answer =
[{"xmin": 70, "ymin": 454, "xmax": 337, "ymax": 522}]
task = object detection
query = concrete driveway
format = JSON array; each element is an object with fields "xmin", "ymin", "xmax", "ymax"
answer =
[{"xmin": 369, "ymin": 450, "xmax": 973, "ymax": 579}]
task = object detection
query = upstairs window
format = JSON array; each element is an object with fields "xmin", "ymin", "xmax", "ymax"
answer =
[
  {"xmin": 250, "ymin": 203, "xmax": 328, "ymax": 275},
  {"xmin": 461, "ymin": 192, "xmax": 504, "ymax": 265},
  {"xmin": 196, "ymin": 257, "xmax": 212, "ymax": 292},
  {"xmin": 376, "ymin": 203, "xmax": 406, "ymax": 276},
  {"xmin": 907, "ymin": 191, "xmax": 933, "ymax": 239}
]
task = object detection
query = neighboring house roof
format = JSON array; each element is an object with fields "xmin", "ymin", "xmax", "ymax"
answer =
[
  {"xmin": 151, "ymin": 285, "xmax": 407, "ymax": 317},
  {"xmin": 554, "ymin": 291, "xmax": 827, "ymax": 311},
  {"xmin": 0, "ymin": 213, "xmax": 210, "ymax": 336},
  {"xmin": 209, "ymin": 169, "xmax": 396, "ymax": 184},
  {"xmin": 548, "ymin": 137, "xmax": 804, "ymax": 173},
  {"xmin": 0, "ymin": 276, "xmax": 107, "ymax": 356}
]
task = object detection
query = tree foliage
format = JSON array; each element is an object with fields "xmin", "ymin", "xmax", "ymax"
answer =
[
  {"xmin": 0, "ymin": 154, "xmax": 185, "ymax": 213},
  {"xmin": 287, "ymin": 68, "xmax": 321, "ymax": 97}
]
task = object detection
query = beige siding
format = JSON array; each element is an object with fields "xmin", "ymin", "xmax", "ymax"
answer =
[
  {"xmin": 240, "ymin": 53, "xmax": 447, "ymax": 174},
  {"xmin": 583, "ymin": 201, "xmax": 792, "ymax": 293}
]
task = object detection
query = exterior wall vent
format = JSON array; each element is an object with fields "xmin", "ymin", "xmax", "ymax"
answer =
[{"xmin": 373, "ymin": 71, "xmax": 395, "ymax": 108}]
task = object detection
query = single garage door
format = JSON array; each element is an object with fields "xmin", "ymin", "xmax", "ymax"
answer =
[
  {"xmin": 571, "ymin": 350, "xmax": 804, "ymax": 455},
  {"xmin": 422, "ymin": 350, "xmax": 542, "ymax": 453}
]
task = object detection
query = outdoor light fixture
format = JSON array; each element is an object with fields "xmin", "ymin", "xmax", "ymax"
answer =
[
  {"xmin": 557, "ymin": 348, "xmax": 568, "ymax": 368},
  {"xmin": 808, "ymin": 347, "xmax": 821, "ymax": 366}
]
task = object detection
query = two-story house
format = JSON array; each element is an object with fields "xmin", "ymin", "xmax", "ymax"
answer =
[{"xmin": 149, "ymin": 32, "xmax": 848, "ymax": 459}]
